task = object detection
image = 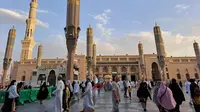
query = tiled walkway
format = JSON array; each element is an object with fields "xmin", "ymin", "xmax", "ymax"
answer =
[{"xmin": 14, "ymin": 88, "xmax": 195, "ymax": 112}]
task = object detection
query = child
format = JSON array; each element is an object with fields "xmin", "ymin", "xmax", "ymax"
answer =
[{"xmin": 128, "ymin": 86, "xmax": 132, "ymax": 99}]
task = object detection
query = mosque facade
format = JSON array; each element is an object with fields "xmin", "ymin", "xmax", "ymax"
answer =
[{"xmin": 4, "ymin": 0, "xmax": 200, "ymax": 85}]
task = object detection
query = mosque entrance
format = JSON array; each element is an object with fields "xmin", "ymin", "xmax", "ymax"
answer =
[
  {"xmin": 121, "ymin": 74, "xmax": 126, "ymax": 81},
  {"xmin": 151, "ymin": 62, "xmax": 160, "ymax": 81},
  {"xmin": 37, "ymin": 74, "xmax": 46, "ymax": 85},
  {"xmin": 48, "ymin": 70, "xmax": 56, "ymax": 86},
  {"xmin": 131, "ymin": 75, "xmax": 136, "ymax": 81}
]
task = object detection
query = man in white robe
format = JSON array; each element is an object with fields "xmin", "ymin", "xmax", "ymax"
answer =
[
  {"xmin": 112, "ymin": 76, "xmax": 120, "ymax": 112},
  {"xmin": 74, "ymin": 81, "xmax": 80, "ymax": 100},
  {"xmin": 82, "ymin": 80, "xmax": 95, "ymax": 112},
  {"xmin": 53, "ymin": 75, "xmax": 65, "ymax": 112},
  {"xmin": 185, "ymin": 80, "xmax": 192, "ymax": 104}
]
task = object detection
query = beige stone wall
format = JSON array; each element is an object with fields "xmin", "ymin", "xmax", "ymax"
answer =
[
  {"xmin": 10, "ymin": 55, "xmax": 86, "ymax": 82},
  {"xmin": 10, "ymin": 54, "xmax": 199, "ymax": 82}
]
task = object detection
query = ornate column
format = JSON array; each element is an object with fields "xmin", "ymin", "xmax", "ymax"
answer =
[
  {"xmin": 153, "ymin": 23, "xmax": 166, "ymax": 81},
  {"xmin": 193, "ymin": 41, "xmax": 200, "ymax": 78},
  {"xmin": 2, "ymin": 27, "xmax": 16, "ymax": 86},
  {"xmin": 65, "ymin": 0, "xmax": 81, "ymax": 82}
]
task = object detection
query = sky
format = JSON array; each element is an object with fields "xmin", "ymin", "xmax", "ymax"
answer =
[{"xmin": 0, "ymin": 0, "xmax": 200, "ymax": 70}]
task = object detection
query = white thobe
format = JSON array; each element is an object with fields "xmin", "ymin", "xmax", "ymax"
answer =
[
  {"xmin": 83, "ymin": 82, "xmax": 95, "ymax": 112},
  {"xmin": 53, "ymin": 89, "xmax": 62, "ymax": 112},
  {"xmin": 54, "ymin": 80, "xmax": 64, "ymax": 112},
  {"xmin": 74, "ymin": 83, "xmax": 80, "ymax": 94},
  {"xmin": 185, "ymin": 81, "xmax": 192, "ymax": 103},
  {"xmin": 112, "ymin": 82, "xmax": 120, "ymax": 112}
]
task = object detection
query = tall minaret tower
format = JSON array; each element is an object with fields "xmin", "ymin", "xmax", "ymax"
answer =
[
  {"xmin": 36, "ymin": 44, "xmax": 43, "ymax": 69},
  {"xmin": 92, "ymin": 43, "xmax": 96, "ymax": 76},
  {"xmin": 20, "ymin": 0, "xmax": 38, "ymax": 61},
  {"xmin": 138, "ymin": 42, "xmax": 146, "ymax": 78},
  {"xmin": 65, "ymin": 0, "xmax": 81, "ymax": 82},
  {"xmin": 193, "ymin": 41, "xmax": 200, "ymax": 77},
  {"xmin": 153, "ymin": 23, "xmax": 166, "ymax": 81},
  {"xmin": 87, "ymin": 25, "xmax": 94, "ymax": 78},
  {"xmin": 2, "ymin": 27, "xmax": 16, "ymax": 86}
]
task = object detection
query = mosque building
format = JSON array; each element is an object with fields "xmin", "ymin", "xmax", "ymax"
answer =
[{"xmin": 3, "ymin": 0, "xmax": 199, "ymax": 86}]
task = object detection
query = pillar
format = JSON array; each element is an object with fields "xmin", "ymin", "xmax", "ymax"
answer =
[{"xmin": 2, "ymin": 27, "xmax": 16, "ymax": 86}]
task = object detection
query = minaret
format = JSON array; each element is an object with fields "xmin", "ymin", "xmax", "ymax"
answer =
[
  {"xmin": 138, "ymin": 42, "xmax": 146, "ymax": 78},
  {"xmin": 153, "ymin": 23, "xmax": 166, "ymax": 81},
  {"xmin": 20, "ymin": 0, "xmax": 38, "ymax": 61},
  {"xmin": 64, "ymin": 0, "xmax": 81, "ymax": 82},
  {"xmin": 92, "ymin": 43, "xmax": 96, "ymax": 76},
  {"xmin": 36, "ymin": 44, "xmax": 43, "ymax": 69},
  {"xmin": 2, "ymin": 27, "xmax": 16, "ymax": 86},
  {"xmin": 87, "ymin": 25, "xmax": 94, "ymax": 78},
  {"xmin": 193, "ymin": 41, "xmax": 200, "ymax": 78}
]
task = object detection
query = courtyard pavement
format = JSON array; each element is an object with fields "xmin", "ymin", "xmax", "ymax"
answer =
[{"xmin": 14, "ymin": 88, "xmax": 194, "ymax": 112}]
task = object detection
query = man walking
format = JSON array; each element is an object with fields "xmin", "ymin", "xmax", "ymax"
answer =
[
  {"xmin": 123, "ymin": 78, "xmax": 128, "ymax": 98},
  {"xmin": 112, "ymin": 76, "xmax": 121, "ymax": 112}
]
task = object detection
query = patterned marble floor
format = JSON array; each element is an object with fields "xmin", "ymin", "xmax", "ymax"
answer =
[{"xmin": 12, "ymin": 88, "xmax": 195, "ymax": 112}]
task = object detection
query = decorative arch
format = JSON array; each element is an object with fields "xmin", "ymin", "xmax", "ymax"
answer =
[
  {"xmin": 151, "ymin": 62, "xmax": 160, "ymax": 81},
  {"xmin": 48, "ymin": 70, "xmax": 56, "ymax": 86},
  {"xmin": 195, "ymin": 73, "xmax": 199, "ymax": 79},
  {"xmin": 186, "ymin": 73, "xmax": 190, "ymax": 80},
  {"xmin": 103, "ymin": 66, "xmax": 108, "ymax": 73},
  {"xmin": 177, "ymin": 73, "xmax": 181, "ymax": 79},
  {"xmin": 112, "ymin": 66, "xmax": 117, "ymax": 72},
  {"xmin": 130, "ymin": 66, "xmax": 136, "ymax": 72},
  {"xmin": 37, "ymin": 74, "xmax": 46, "ymax": 84},
  {"xmin": 96, "ymin": 67, "xmax": 99, "ymax": 73},
  {"xmin": 121, "ymin": 66, "xmax": 127, "ymax": 73}
]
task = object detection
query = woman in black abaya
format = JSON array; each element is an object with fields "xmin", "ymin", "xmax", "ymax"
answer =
[{"xmin": 37, "ymin": 82, "xmax": 49, "ymax": 104}]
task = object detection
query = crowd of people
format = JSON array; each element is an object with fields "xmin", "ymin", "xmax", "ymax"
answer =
[{"xmin": 2, "ymin": 75, "xmax": 200, "ymax": 112}]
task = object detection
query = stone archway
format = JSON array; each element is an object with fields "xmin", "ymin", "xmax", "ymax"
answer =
[
  {"xmin": 121, "ymin": 66, "xmax": 127, "ymax": 73},
  {"xmin": 103, "ymin": 66, "xmax": 108, "ymax": 73},
  {"xmin": 130, "ymin": 66, "xmax": 136, "ymax": 72},
  {"xmin": 111, "ymin": 66, "xmax": 117, "ymax": 81},
  {"xmin": 151, "ymin": 62, "xmax": 160, "ymax": 81},
  {"xmin": 48, "ymin": 70, "xmax": 56, "ymax": 86},
  {"xmin": 186, "ymin": 73, "xmax": 190, "ymax": 80},
  {"xmin": 37, "ymin": 74, "xmax": 46, "ymax": 84},
  {"xmin": 195, "ymin": 73, "xmax": 199, "ymax": 79},
  {"xmin": 177, "ymin": 73, "xmax": 181, "ymax": 79}
]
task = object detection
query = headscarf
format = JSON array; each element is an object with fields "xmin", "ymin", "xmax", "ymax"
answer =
[
  {"xmin": 7, "ymin": 80, "xmax": 17, "ymax": 90},
  {"xmin": 157, "ymin": 82, "xmax": 176, "ymax": 110}
]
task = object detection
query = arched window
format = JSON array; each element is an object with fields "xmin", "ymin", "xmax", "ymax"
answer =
[
  {"xmin": 186, "ymin": 73, "xmax": 190, "ymax": 80},
  {"xmin": 112, "ymin": 66, "xmax": 117, "ymax": 72},
  {"xmin": 177, "ymin": 73, "xmax": 181, "ymax": 79},
  {"xmin": 130, "ymin": 66, "xmax": 136, "ymax": 72},
  {"xmin": 195, "ymin": 73, "xmax": 199, "ymax": 79},
  {"xmin": 95, "ymin": 67, "xmax": 99, "ymax": 72},
  {"xmin": 103, "ymin": 66, "xmax": 108, "ymax": 73},
  {"xmin": 121, "ymin": 66, "xmax": 127, "ymax": 73}
]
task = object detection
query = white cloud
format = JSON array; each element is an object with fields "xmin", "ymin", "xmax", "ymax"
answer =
[
  {"xmin": 37, "ymin": 9, "xmax": 49, "ymax": 13},
  {"xmin": 90, "ymin": 9, "xmax": 112, "ymax": 25},
  {"xmin": 40, "ymin": 30, "xmax": 199, "ymax": 58},
  {"xmin": 175, "ymin": 4, "xmax": 190, "ymax": 13},
  {"xmin": 37, "ymin": 9, "xmax": 58, "ymax": 16},
  {"xmin": 0, "ymin": 8, "xmax": 49, "ymax": 28},
  {"xmin": 89, "ymin": 9, "xmax": 114, "ymax": 37},
  {"xmin": 104, "ymin": 9, "xmax": 112, "ymax": 13},
  {"xmin": 96, "ymin": 23, "xmax": 114, "ymax": 37}
]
